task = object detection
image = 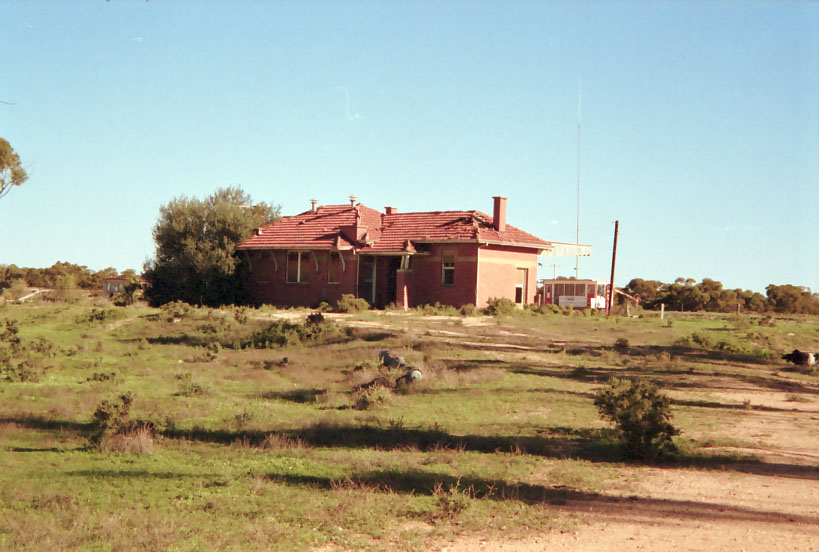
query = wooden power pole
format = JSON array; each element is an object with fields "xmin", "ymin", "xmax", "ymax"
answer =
[{"xmin": 607, "ymin": 220, "xmax": 619, "ymax": 316}]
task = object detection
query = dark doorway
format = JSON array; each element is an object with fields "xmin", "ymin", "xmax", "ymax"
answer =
[
  {"xmin": 359, "ymin": 256, "xmax": 376, "ymax": 306},
  {"xmin": 385, "ymin": 257, "xmax": 401, "ymax": 306}
]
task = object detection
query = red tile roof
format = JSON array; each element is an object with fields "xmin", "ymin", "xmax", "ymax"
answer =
[{"xmin": 237, "ymin": 203, "xmax": 554, "ymax": 253}]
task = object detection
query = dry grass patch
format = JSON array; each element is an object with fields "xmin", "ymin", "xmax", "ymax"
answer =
[{"xmin": 98, "ymin": 425, "xmax": 156, "ymax": 455}]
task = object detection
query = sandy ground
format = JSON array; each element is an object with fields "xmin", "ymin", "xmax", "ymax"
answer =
[
  {"xmin": 440, "ymin": 465, "xmax": 819, "ymax": 552},
  {"xmin": 272, "ymin": 311, "xmax": 819, "ymax": 551},
  {"xmin": 438, "ymin": 384, "xmax": 819, "ymax": 552}
]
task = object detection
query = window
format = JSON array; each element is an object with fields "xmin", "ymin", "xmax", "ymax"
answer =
[
  {"xmin": 597, "ymin": 284, "xmax": 606, "ymax": 297},
  {"xmin": 575, "ymin": 283, "xmax": 586, "ymax": 296},
  {"xmin": 441, "ymin": 254, "xmax": 455, "ymax": 286},
  {"xmin": 515, "ymin": 268, "xmax": 527, "ymax": 304},
  {"xmin": 286, "ymin": 251, "xmax": 310, "ymax": 284},
  {"xmin": 328, "ymin": 252, "xmax": 343, "ymax": 284}
]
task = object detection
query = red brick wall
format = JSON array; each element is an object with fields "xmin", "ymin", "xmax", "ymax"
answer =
[
  {"xmin": 406, "ymin": 243, "xmax": 479, "ymax": 308},
  {"xmin": 241, "ymin": 250, "xmax": 358, "ymax": 307},
  {"xmin": 241, "ymin": 243, "xmax": 539, "ymax": 310},
  {"xmin": 475, "ymin": 245, "xmax": 539, "ymax": 308}
]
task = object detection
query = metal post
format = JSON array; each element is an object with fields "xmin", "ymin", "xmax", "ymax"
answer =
[{"xmin": 607, "ymin": 220, "xmax": 619, "ymax": 316}]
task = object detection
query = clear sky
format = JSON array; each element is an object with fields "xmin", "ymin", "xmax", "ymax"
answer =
[{"xmin": 1, "ymin": 1, "xmax": 817, "ymax": 293}]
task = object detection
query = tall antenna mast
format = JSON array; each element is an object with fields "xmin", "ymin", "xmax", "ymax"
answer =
[{"xmin": 575, "ymin": 79, "xmax": 582, "ymax": 279}]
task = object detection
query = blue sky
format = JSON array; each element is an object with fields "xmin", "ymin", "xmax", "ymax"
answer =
[{"xmin": 1, "ymin": 1, "xmax": 817, "ymax": 293}]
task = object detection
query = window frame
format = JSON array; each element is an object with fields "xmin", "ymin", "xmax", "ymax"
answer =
[
  {"xmin": 515, "ymin": 268, "xmax": 527, "ymax": 304},
  {"xmin": 328, "ymin": 251, "xmax": 344, "ymax": 284},
  {"xmin": 286, "ymin": 251, "xmax": 311, "ymax": 284},
  {"xmin": 441, "ymin": 253, "xmax": 455, "ymax": 286}
]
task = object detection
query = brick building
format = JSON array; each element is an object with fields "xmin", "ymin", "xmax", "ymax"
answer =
[{"xmin": 237, "ymin": 196, "xmax": 589, "ymax": 309}]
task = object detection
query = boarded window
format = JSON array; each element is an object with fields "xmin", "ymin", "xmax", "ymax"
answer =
[
  {"xmin": 287, "ymin": 251, "xmax": 310, "ymax": 284},
  {"xmin": 328, "ymin": 252, "xmax": 342, "ymax": 284},
  {"xmin": 442, "ymin": 254, "xmax": 455, "ymax": 286}
]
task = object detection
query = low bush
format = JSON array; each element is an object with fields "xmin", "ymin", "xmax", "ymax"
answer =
[
  {"xmin": 335, "ymin": 294, "xmax": 369, "ymax": 313},
  {"xmin": 75, "ymin": 308, "xmax": 127, "ymax": 325},
  {"xmin": 613, "ymin": 338, "xmax": 630, "ymax": 353},
  {"xmin": 459, "ymin": 303, "xmax": 476, "ymax": 316},
  {"xmin": 416, "ymin": 302, "xmax": 460, "ymax": 316},
  {"xmin": 90, "ymin": 393, "xmax": 134, "ymax": 447},
  {"xmin": 248, "ymin": 315, "xmax": 346, "ymax": 349},
  {"xmin": 482, "ymin": 297, "xmax": 517, "ymax": 317},
  {"xmin": 160, "ymin": 300, "xmax": 195, "ymax": 321},
  {"xmin": 594, "ymin": 378, "xmax": 679, "ymax": 460}
]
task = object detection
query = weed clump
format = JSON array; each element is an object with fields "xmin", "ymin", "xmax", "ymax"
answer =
[
  {"xmin": 353, "ymin": 386, "xmax": 392, "ymax": 410},
  {"xmin": 433, "ymin": 480, "xmax": 473, "ymax": 517},
  {"xmin": 594, "ymin": 378, "xmax": 679, "ymax": 461}
]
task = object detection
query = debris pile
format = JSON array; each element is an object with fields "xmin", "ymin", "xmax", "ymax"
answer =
[{"xmin": 354, "ymin": 350, "xmax": 423, "ymax": 391}]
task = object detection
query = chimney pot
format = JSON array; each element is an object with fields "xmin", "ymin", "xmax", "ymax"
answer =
[
  {"xmin": 492, "ymin": 196, "xmax": 507, "ymax": 232},
  {"xmin": 349, "ymin": 194, "xmax": 357, "ymax": 208},
  {"xmin": 310, "ymin": 198, "xmax": 318, "ymax": 213}
]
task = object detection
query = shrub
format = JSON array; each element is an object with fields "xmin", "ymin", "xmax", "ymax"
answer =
[
  {"xmin": 160, "ymin": 300, "xmax": 194, "ymax": 321},
  {"xmin": 76, "ymin": 308, "xmax": 127, "ymax": 324},
  {"xmin": 249, "ymin": 314, "xmax": 346, "ymax": 349},
  {"xmin": 417, "ymin": 302, "xmax": 460, "ymax": 316},
  {"xmin": 613, "ymin": 338, "xmax": 630, "ymax": 353},
  {"xmin": 482, "ymin": 297, "xmax": 517, "ymax": 317},
  {"xmin": 690, "ymin": 332, "xmax": 713, "ymax": 348},
  {"xmin": 594, "ymin": 378, "xmax": 679, "ymax": 460},
  {"xmin": 459, "ymin": 303, "xmax": 476, "ymax": 316},
  {"xmin": 335, "ymin": 294, "xmax": 369, "ymax": 313},
  {"xmin": 90, "ymin": 393, "xmax": 134, "ymax": 447}
]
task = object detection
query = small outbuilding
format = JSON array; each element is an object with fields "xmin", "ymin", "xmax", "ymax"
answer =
[{"xmin": 102, "ymin": 277, "xmax": 129, "ymax": 298}]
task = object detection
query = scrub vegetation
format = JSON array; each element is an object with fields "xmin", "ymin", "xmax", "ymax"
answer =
[{"xmin": 1, "ymin": 295, "xmax": 817, "ymax": 550}]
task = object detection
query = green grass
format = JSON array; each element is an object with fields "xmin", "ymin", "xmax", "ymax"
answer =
[{"xmin": 1, "ymin": 298, "xmax": 817, "ymax": 550}]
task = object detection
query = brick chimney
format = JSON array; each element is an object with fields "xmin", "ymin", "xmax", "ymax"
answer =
[
  {"xmin": 385, "ymin": 206, "xmax": 397, "ymax": 215},
  {"xmin": 492, "ymin": 196, "xmax": 507, "ymax": 232}
]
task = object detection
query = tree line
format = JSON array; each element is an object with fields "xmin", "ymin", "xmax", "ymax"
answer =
[
  {"xmin": 623, "ymin": 277, "xmax": 819, "ymax": 315},
  {"xmin": 0, "ymin": 262, "xmax": 137, "ymax": 291}
]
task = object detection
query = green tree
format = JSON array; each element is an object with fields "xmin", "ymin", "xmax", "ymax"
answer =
[
  {"xmin": 143, "ymin": 186, "xmax": 279, "ymax": 307},
  {"xmin": 624, "ymin": 278, "xmax": 663, "ymax": 306},
  {"xmin": 766, "ymin": 284, "xmax": 819, "ymax": 314},
  {"xmin": 0, "ymin": 138, "xmax": 28, "ymax": 199}
]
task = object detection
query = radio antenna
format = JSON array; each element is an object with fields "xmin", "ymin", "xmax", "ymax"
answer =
[{"xmin": 575, "ymin": 79, "xmax": 581, "ymax": 279}]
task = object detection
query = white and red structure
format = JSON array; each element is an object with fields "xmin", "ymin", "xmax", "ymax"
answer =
[{"xmin": 538, "ymin": 278, "xmax": 609, "ymax": 310}]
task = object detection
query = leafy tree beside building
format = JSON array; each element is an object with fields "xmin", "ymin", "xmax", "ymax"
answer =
[{"xmin": 142, "ymin": 186, "xmax": 279, "ymax": 307}]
